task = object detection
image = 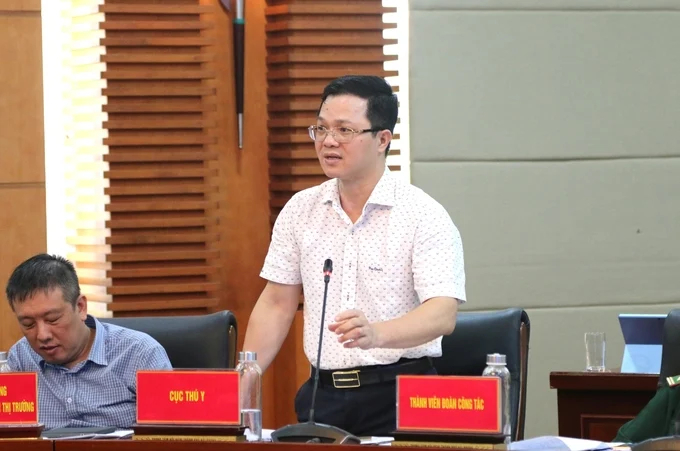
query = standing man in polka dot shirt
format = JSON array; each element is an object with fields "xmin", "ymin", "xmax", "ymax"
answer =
[{"xmin": 243, "ymin": 75, "xmax": 466, "ymax": 436}]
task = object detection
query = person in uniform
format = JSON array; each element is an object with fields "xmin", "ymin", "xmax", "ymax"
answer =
[{"xmin": 615, "ymin": 376, "xmax": 680, "ymax": 443}]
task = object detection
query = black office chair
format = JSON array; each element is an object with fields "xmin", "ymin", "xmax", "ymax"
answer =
[
  {"xmin": 432, "ymin": 308, "xmax": 530, "ymax": 441},
  {"xmin": 100, "ymin": 310, "xmax": 238, "ymax": 369},
  {"xmin": 658, "ymin": 309, "xmax": 680, "ymax": 388}
]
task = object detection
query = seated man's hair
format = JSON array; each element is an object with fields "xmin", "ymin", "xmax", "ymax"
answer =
[{"xmin": 6, "ymin": 254, "xmax": 81, "ymax": 310}]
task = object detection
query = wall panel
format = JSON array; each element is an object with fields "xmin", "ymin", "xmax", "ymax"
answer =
[
  {"xmin": 0, "ymin": 3, "xmax": 45, "ymax": 352},
  {"xmin": 409, "ymin": 0, "xmax": 680, "ymax": 437},
  {"xmin": 265, "ymin": 1, "xmax": 397, "ymax": 223},
  {"xmin": 0, "ymin": 187, "xmax": 47, "ymax": 349},
  {"xmin": 100, "ymin": 1, "xmax": 223, "ymax": 316},
  {"xmin": 0, "ymin": 0, "xmax": 40, "ymax": 12},
  {"xmin": 210, "ymin": 0, "xmax": 274, "ymax": 427},
  {"xmin": 0, "ymin": 14, "xmax": 44, "ymax": 184}
]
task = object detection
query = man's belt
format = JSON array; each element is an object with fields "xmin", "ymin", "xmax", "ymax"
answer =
[{"xmin": 314, "ymin": 357, "xmax": 433, "ymax": 389}]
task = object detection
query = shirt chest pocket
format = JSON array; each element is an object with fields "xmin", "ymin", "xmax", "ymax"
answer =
[
  {"xmin": 359, "ymin": 234, "xmax": 414, "ymax": 300},
  {"xmin": 361, "ymin": 254, "xmax": 407, "ymax": 299},
  {"xmin": 364, "ymin": 262, "xmax": 389, "ymax": 288}
]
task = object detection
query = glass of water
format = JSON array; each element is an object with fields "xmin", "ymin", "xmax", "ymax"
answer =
[{"xmin": 585, "ymin": 332, "xmax": 606, "ymax": 372}]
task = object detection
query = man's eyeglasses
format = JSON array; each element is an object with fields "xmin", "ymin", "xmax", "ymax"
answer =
[{"xmin": 308, "ymin": 125, "xmax": 382, "ymax": 143}]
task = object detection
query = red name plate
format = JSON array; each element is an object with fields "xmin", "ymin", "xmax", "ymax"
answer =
[
  {"xmin": 397, "ymin": 375, "xmax": 501, "ymax": 434},
  {"xmin": 137, "ymin": 370, "xmax": 240, "ymax": 425},
  {"xmin": 0, "ymin": 373, "xmax": 39, "ymax": 424}
]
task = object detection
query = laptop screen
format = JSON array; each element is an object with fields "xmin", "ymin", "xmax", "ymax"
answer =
[
  {"xmin": 619, "ymin": 313, "xmax": 667, "ymax": 374},
  {"xmin": 618, "ymin": 314, "xmax": 666, "ymax": 345}
]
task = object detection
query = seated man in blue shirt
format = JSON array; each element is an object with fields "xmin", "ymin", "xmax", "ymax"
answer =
[{"xmin": 6, "ymin": 254, "xmax": 172, "ymax": 429}]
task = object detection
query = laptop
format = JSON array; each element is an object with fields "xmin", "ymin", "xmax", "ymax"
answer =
[{"xmin": 619, "ymin": 313, "xmax": 666, "ymax": 374}]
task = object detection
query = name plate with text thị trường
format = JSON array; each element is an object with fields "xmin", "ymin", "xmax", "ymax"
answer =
[
  {"xmin": 0, "ymin": 372, "xmax": 39, "ymax": 424},
  {"xmin": 397, "ymin": 375, "xmax": 501, "ymax": 434},
  {"xmin": 136, "ymin": 370, "xmax": 240, "ymax": 425}
]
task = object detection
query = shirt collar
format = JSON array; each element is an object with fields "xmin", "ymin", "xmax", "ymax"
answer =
[
  {"xmin": 321, "ymin": 178, "xmax": 340, "ymax": 205},
  {"xmin": 366, "ymin": 167, "xmax": 396, "ymax": 207},
  {"xmin": 86, "ymin": 315, "xmax": 108, "ymax": 366},
  {"xmin": 321, "ymin": 166, "xmax": 395, "ymax": 207}
]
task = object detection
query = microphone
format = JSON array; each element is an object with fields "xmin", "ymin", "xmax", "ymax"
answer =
[
  {"xmin": 271, "ymin": 259, "xmax": 360, "ymax": 445},
  {"xmin": 323, "ymin": 258, "xmax": 332, "ymax": 283},
  {"xmin": 309, "ymin": 258, "xmax": 332, "ymax": 424}
]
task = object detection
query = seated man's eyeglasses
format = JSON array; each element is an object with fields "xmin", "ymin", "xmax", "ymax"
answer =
[{"xmin": 308, "ymin": 125, "xmax": 382, "ymax": 143}]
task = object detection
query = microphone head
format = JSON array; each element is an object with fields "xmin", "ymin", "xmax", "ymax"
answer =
[{"xmin": 323, "ymin": 258, "xmax": 333, "ymax": 276}]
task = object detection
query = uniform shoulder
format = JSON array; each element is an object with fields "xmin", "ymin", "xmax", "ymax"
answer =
[{"xmin": 666, "ymin": 375, "xmax": 680, "ymax": 388}]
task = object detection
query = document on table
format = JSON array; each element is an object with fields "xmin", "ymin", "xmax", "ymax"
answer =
[
  {"xmin": 359, "ymin": 436, "xmax": 395, "ymax": 445},
  {"xmin": 509, "ymin": 436, "xmax": 625, "ymax": 451}
]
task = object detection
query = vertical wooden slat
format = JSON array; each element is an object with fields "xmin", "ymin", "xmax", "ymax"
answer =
[
  {"xmin": 63, "ymin": 0, "xmax": 112, "ymax": 313},
  {"xmin": 100, "ymin": 1, "xmax": 221, "ymax": 316},
  {"xmin": 265, "ymin": 1, "xmax": 398, "ymax": 224},
  {"xmin": 264, "ymin": 0, "xmax": 399, "ymax": 428}
]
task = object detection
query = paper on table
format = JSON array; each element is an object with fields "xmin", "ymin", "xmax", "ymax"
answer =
[
  {"xmin": 560, "ymin": 437, "xmax": 625, "ymax": 451},
  {"xmin": 509, "ymin": 436, "xmax": 623, "ymax": 451},
  {"xmin": 359, "ymin": 436, "xmax": 395, "ymax": 445},
  {"xmin": 245, "ymin": 428, "xmax": 273, "ymax": 442}
]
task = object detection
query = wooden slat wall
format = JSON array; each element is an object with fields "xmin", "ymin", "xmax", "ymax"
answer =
[
  {"xmin": 63, "ymin": 0, "xmax": 111, "ymax": 313},
  {"xmin": 265, "ymin": 1, "xmax": 397, "ymax": 223},
  {"xmin": 101, "ymin": 1, "xmax": 221, "ymax": 317},
  {"xmin": 264, "ymin": 0, "xmax": 398, "ymax": 428}
]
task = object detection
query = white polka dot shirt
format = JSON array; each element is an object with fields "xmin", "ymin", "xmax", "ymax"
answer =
[{"xmin": 261, "ymin": 168, "xmax": 466, "ymax": 370}]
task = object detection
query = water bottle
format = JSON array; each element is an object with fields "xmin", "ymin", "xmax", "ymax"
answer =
[
  {"xmin": 236, "ymin": 351, "xmax": 262, "ymax": 441},
  {"xmin": 0, "ymin": 352, "xmax": 11, "ymax": 373},
  {"xmin": 482, "ymin": 353, "xmax": 511, "ymax": 443}
]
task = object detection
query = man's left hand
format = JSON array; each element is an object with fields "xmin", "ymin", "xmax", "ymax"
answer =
[{"xmin": 328, "ymin": 309, "xmax": 380, "ymax": 349}]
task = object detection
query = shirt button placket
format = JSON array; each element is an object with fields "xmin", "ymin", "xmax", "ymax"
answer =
[
  {"xmin": 65, "ymin": 372, "xmax": 76, "ymax": 415},
  {"xmin": 342, "ymin": 227, "xmax": 358, "ymax": 310}
]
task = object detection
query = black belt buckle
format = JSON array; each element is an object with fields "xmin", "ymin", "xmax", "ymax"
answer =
[{"xmin": 331, "ymin": 370, "xmax": 361, "ymax": 388}]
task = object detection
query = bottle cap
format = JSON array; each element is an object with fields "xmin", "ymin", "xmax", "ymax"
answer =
[
  {"xmin": 0, "ymin": 351, "xmax": 7, "ymax": 361},
  {"xmin": 486, "ymin": 353, "xmax": 506, "ymax": 365},
  {"xmin": 239, "ymin": 351, "xmax": 257, "ymax": 362}
]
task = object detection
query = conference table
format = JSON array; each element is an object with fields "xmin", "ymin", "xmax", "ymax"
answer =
[
  {"xmin": 0, "ymin": 440, "xmax": 52, "ymax": 451},
  {"xmin": 3, "ymin": 371, "xmax": 659, "ymax": 451},
  {"xmin": 0, "ymin": 440, "xmax": 480, "ymax": 451}
]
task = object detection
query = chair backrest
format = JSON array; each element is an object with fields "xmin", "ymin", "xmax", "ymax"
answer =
[
  {"xmin": 432, "ymin": 308, "xmax": 530, "ymax": 441},
  {"xmin": 659, "ymin": 309, "xmax": 680, "ymax": 387},
  {"xmin": 100, "ymin": 310, "xmax": 237, "ymax": 369}
]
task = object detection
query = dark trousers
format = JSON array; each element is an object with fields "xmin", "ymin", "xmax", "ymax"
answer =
[{"xmin": 294, "ymin": 364, "xmax": 436, "ymax": 437}]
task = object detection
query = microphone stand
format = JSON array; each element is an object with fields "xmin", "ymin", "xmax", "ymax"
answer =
[{"xmin": 271, "ymin": 259, "xmax": 360, "ymax": 444}]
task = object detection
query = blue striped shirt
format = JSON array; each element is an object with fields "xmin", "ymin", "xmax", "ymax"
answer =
[{"xmin": 7, "ymin": 315, "xmax": 172, "ymax": 430}]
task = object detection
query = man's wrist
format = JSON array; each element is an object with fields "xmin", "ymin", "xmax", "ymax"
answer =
[{"xmin": 372, "ymin": 322, "xmax": 388, "ymax": 349}]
